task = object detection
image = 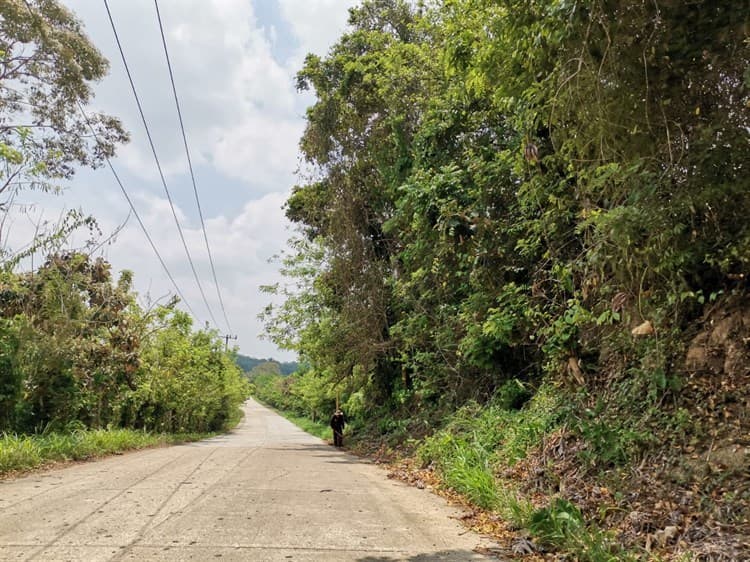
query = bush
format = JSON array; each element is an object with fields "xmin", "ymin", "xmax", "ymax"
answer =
[
  {"xmin": 529, "ymin": 498, "xmax": 637, "ymax": 562},
  {"xmin": 132, "ymin": 310, "xmax": 250, "ymax": 433}
]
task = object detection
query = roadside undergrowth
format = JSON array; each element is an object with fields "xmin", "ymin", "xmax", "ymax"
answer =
[
  {"xmin": 0, "ymin": 428, "xmax": 213, "ymax": 477},
  {"xmin": 254, "ymin": 301, "xmax": 750, "ymax": 560},
  {"xmin": 344, "ymin": 299, "xmax": 750, "ymax": 560},
  {"xmin": 408, "ymin": 382, "xmax": 642, "ymax": 560}
]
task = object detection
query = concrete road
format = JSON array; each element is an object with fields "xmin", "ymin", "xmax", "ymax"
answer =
[{"xmin": 0, "ymin": 399, "xmax": 500, "ymax": 561}]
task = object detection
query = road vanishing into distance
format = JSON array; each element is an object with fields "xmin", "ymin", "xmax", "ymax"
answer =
[{"xmin": 0, "ymin": 399, "xmax": 499, "ymax": 561}]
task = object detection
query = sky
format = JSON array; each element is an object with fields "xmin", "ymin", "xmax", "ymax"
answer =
[{"xmin": 7, "ymin": 0, "xmax": 360, "ymax": 360}]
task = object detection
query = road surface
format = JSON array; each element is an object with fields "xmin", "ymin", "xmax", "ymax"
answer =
[{"xmin": 0, "ymin": 399, "xmax": 500, "ymax": 561}]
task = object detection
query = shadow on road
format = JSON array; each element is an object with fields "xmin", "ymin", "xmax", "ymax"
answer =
[
  {"xmin": 357, "ymin": 550, "xmax": 494, "ymax": 561},
  {"xmin": 269, "ymin": 444, "xmax": 366, "ymax": 455},
  {"xmin": 266, "ymin": 444, "xmax": 372, "ymax": 465},
  {"xmin": 267, "ymin": 445, "xmax": 338, "ymax": 453}
]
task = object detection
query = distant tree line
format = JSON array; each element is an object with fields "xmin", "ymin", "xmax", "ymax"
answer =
[{"xmin": 235, "ymin": 354, "xmax": 298, "ymax": 376}]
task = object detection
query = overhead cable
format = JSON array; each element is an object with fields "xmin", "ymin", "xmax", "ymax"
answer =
[
  {"xmin": 77, "ymin": 102, "xmax": 197, "ymax": 318},
  {"xmin": 153, "ymin": 0, "xmax": 233, "ymax": 333},
  {"xmin": 103, "ymin": 0, "xmax": 220, "ymax": 328}
]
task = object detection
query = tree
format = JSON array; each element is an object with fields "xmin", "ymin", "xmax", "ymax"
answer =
[
  {"xmin": 271, "ymin": 0, "xmax": 750, "ymax": 416},
  {"xmin": 274, "ymin": 0, "xmax": 437, "ymax": 403},
  {"xmin": 0, "ymin": 253, "xmax": 250, "ymax": 433},
  {"xmin": 133, "ymin": 306, "xmax": 249, "ymax": 433},
  {"xmin": 0, "ymin": 0, "xmax": 127, "ymax": 194},
  {"xmin": 0, "ymin": 0, "xmax": 128, "ymax": 265},
  {"xmin": 0, "ymin": 252, "xmax": 139, "ymax": 429}
]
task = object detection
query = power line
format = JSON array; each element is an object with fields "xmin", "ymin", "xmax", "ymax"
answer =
[
  {"xmin": 103, "ymin": 0, "xmax": 219, "ymax": 329},
  {"xmin": 153, "ymin": 0, "xmax": 232, "ymax": 333},
  {"xmin": 77, "ymin": 102, "xmax": 197, "ymax": 318}
]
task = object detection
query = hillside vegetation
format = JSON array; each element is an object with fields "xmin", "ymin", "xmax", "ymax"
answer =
[
  {"xmin": 235, "ymin": 354, "xmax": 299, "ymax": 376},
  {"xmin": 259, "ymin": 1, "xmax": 750, "ymax": 559}
]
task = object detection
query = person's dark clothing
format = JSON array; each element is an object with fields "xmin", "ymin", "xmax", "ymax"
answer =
[{"xmin": 330, "ymin": 410, "xmax": 346, "ymax": 447}]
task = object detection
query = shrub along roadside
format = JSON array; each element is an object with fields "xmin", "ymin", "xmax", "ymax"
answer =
[
  {"xmin": 414, "ymin": 383, "xmax": 644, "ymax": 561},
  {"xmin": 0, "ymin": 428, "xmax": 211, "ymax": 476},
  {"xmin": 0, "ymin": 253, "xmax": 250, "ymax": 437}
]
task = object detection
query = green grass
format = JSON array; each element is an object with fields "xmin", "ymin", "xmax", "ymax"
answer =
[
  {"xmin": 418, "ymin": 382, "xmax": 560, "ymax": 471},
  {"xmin": 277, "ymin": 412, "xmax": 331, "ymax": 440},
  {"xmin": 0, "ymin": 429, "xmax": 211, "ymax": 476},
  {"xmin": 528, "ymin": 498, "xmax": 640, "ymax": 562},
  {"xmin": 419, "ymin": 432, "xmax": 501, "ymax": 509},
  {"xmin": 414, "ymin": 383, "xmax": 645, "ymax": 561},
  {"xmin": 414, "ymin": 383, "xmax": 562, "ymax": 519}
]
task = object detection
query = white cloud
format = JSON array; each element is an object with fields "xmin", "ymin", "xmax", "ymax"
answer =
[
  {"xmin": 85, "ymin": 187, "xmax": 291, "ymax": 357},
  {"xmin": 69, "ymin": 0, "xmax": 298, "ymax": 192},
  {"xmin": 211, "ymin": 113, "xmax": 303, "ymax": 191},
  {"xmin": 8, "ymin": 0, "xmax": 359, "ymax": 358},
  {"xmin": 278, "ymin": 0, "xmax": 358, "ymax": 59}
]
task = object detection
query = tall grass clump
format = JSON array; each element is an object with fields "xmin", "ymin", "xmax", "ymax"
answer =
[
  {"xmin": 416, "ymin": 382, "xmax": 564, "ymax": 523},
  {"xmin": 528, "ymin": 498, "xmax": 639, "ymax": 562},
  {"xmin": 494, "ymin": 383, "xmax": 561, "ymax": 465},
  {"xmin": 419, "ymin": 432, "xmax": 501, "ymax": 509},
  {"xmin": 420, "ymin": 382, "xmax": 560, "ymax": 463},
  {"xmin": 0, "ymin": 433, "xmax": 42, "ymax": 473}
]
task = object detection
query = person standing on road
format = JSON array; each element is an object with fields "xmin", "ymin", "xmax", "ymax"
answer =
[{"xmin": 330, "ymin": 408, "xmax": 346, "ymax": 447}]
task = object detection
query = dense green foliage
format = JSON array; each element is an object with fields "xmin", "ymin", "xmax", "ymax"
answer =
[
  {"xmin": 0, "ymin": 3, "xmax": 249, "ymax": 442},
  {"xmin": 0, "ymin": 252, "xmax": 249, "ymax": 434},
  {"xmin": 264, "ymin": 0, "xmax": 749, "ymax": 441},
  {"xmin": 263, "ymin": 0, "xmax": 749, "ymax": 556}
]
